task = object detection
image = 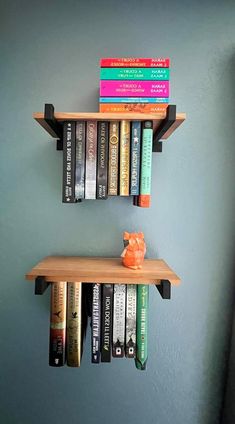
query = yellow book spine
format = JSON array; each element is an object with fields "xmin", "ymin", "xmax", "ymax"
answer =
[
  {"xmin": 108, "ymin": 121, "xmax": 119, "ymax": 196},
  {"xmin": 67, "ymin": 282, "xmax": 82, "ymax": 367},
  {"xmin": 119, "ymin": 120, "xmax": 130, "ymax": 196}
]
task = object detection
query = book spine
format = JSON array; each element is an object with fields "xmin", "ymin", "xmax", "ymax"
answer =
[
  {"xmin": 100, "ymin": 58, "xmax": 170, "ymax": 68},
  {"xmin": 100, "ymin": 81, "xmax": 169, "ymax": 97},
  {"xmin": 100, "ymin": 68, "xmax": 170, "ymax": 80},
  {"xmin": 101, "ymin": 284, "xmax": 113, "ymax": 362},
  {"xmin": 125, "ymin": 284, "xmax": 137, "ymax": 358},
  {"xmin": 112, "ymin": 284, "xmax": 126, "ymax": 358},
  {"xmin": 119, "ymin": 120, "xmax": 130, "ymax": 196},
  {"xmin": 75, "ymin": 121, "xmax": 86, "ymax": 199},
  {"xmin": 108, "ymin": 121, "xmax": 119, "ymax": 196},
  {"xmin": 91, "ymin": 283, "xmax": 101, "ymax": 363},
  {"xmin": 66, "ymin": 282, "xmax": 82, "ymax": 367},
  {"xmin": 85, "ymin": 121, "xmax": 97, "ymax": 199},
  {"xmin": 139, "ymin": 121, "xmax": 153, "ymax": 208},
  {"xmin": 100, "ymin": 97, "xmax": 169, "ymax": 103},
  {"xmin": 99, "ymin": 104, "xmax": 168, "ymax": 114},
  {"xmin": 49, "ymin": 282, "xmax": 67, "ymax": 366},
  {"xmin": 97, "ymin": 121, "xmax": 109, "ymax": 199},
  {"xmin": 62, "ymin": 122, "xmax": 76, "ymax": 203},
  {"xmin": 130, "ymin": 121, "xmax": 141, "ymax": 195},
  {"xmin": 135, "ymin": 284, "xmax": 149, "ymax": 370}
]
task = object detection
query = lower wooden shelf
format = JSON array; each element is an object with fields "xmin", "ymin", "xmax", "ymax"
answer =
[{"xmin": 26, "ymin": 256, "xmax": 180, "ymax": 288}]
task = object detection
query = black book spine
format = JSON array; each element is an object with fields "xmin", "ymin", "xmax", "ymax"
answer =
[
  {"xmin": 91, "ymin": 283, "xmax": 101, "ymax": 363},
  {"xmin": 62, "ymin": 121, "xmax": 76, "ymax": 203},
  {"xmin": 101, "ymin": 284, "xmax": 113, "ymax": 362},
  {"xmin": 75, "ymin": 121, "xmax": 86, "ymax": 200},
  {"xmin": 97, "ymin": 121, "xmax": 109, "ymax": 199}
]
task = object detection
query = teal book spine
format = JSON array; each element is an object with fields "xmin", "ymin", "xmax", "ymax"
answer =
[
  {"xmin": 100, "ymin": 67, "xmax": 170, "ymax": 81},
  {"xmin": 99, "ymin": 97, "xmax": 169, "ymax": 103},
  {"xmin": 135, "ymin": 285, "xmax": 149, "ymax": 370}
]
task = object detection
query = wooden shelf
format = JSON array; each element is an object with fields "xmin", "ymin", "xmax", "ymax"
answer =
[
  {"xmin": 25, "ymin": 256, "xmax": 181, "ymax": 285},
  {"xmin": 33, "ymin": 110, "xmax": 186, "ymax": 141}
]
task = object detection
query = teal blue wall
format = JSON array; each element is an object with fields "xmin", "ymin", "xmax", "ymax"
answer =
[{"xmin": 1, "ymin": 1, "xmax": 235, "ymax": 423}]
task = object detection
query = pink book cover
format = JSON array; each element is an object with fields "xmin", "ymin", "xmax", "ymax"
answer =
[
  {"xmin": 100, "ymin": 58, "xmax": 170, "ymax": 68},
  {"xmin": 100, "ymin": 80, "xmax": 169, "ymax": 97}
]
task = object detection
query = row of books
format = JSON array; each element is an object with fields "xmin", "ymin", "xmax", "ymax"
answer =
[
  {"xmin": 63, "ymin": 119, "xmax": 153, "ymax": 207},
  {"xmin": 99, "ymin": 57, "xmax": 170, "ymax": 113},
  {"xmin": 49, "ymin": 282, "xmax": 149, "ymax": 370}
]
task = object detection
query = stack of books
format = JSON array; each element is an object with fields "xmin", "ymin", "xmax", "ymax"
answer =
[
  {"xmin": 99, "ymin": 57, "xmax": 170, "ymax": 113},
  {"xmin": 63, "ymin": 118, "xmax": 153, "ymax": 207},
  {"xmin": 49, "ymin": 282, "xmax": 149, "ymax": 370}
]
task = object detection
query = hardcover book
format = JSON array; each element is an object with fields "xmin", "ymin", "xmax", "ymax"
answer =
[
  {"xmin": 119, "ymin": 120, "xmax": 130, "ymax": 196},
  {"xmin": 135, "ymin": 284, "xmax": 149, "ymax": 370},
  {"xmin": 130, "ymin": 121, "xmax": 141, "ymax": 195},
  {"xmin": 100, "ymin": 58, "xmax": 170, "ymax": 68},
  {"xmin": 62, "ymin": 122, "xmax": 76, "ymax": 203},
  {"xmin": 100, "ymin": 80, "xmax": 169, "ymax": 97},
  {"xmin": 91, "ymin": 283, "xmax": 101, "ymax": 363},
  {"xmin": 85, "ymin": 121, "xmax": 97, "ymax": 199},
  {"xmin": 112, "ymin": 284, "xmax": 126, "ymax": 358},
  {"xmin": 67, "ymin": 282, "xmax": 82, "ymax": 367},
  {"xmin": 108, "ymin": 121, "xmax": 119, "ymax": 195},
  {"xmin": 97, "ymin": 121, "xmax": 109, "ymax": 199},
  {"xmin": 49, "ymin": 282, "xmax": 67, "ymax": 367},
  {"xmin": 125, "ymin": 284, "xmax": 137, "ymax": 358},
  {"xmin": 101, "ymin": 284, "xmax": 113, "ymax": 362},
  {"xmin": 99, "ymin": 104, "xmax": 168, "ymax": 113},
  {"xmin": 100, "ymin": 68, "xmax": 170, "ymax": 80},
  {"xmin": 139, "ymin": 121, "xmax": 153, "ymax": 208},
  {"xmin": 75, "ymin": 121, "xmax": 86, "ymax": 200}
]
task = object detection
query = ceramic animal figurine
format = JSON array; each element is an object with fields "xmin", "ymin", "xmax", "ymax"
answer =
[{"xmin": 121, "ymin": 232, "xmax": 146, "ymax": 270}]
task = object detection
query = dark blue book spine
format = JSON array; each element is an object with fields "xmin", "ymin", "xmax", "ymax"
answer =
[{"xmin": 130, "ymin": 121, "xmax": 141, "ymax": 195}]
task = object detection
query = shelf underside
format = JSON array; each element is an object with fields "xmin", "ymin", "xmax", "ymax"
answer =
[
  {"xmin": 33, "ymin": 112, "xmax": 186, "ymax": 140},
  {"xmin": 26, "ymin": 256, "xmax": 181, "ymax": 285}
]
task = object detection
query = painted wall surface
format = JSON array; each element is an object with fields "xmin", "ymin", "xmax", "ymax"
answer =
[{"xmin": 1, "ymin": 1, "xmax": 235, "ymax": 423}]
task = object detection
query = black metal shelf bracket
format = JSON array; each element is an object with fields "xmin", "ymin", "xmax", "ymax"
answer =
[
  {"xmin": 152, "ymin": 104, "xmax": 176, "ymax": 152},
  {"xmin": 156, "ymin": 280, "xmax": 171, "ymax": 299},
  {"xmin": 35, "ymin": 276, "xmax": 50, "ymax": 295},
  {"xmin": 44, "ymin": 104, "xmax": 63, "ymax": 150}
]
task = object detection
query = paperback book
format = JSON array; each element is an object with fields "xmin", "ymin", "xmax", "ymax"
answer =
[
  {"xmin": 101, "ymin": 284, "xmax": 113, "ymax": 362},
  {"xmin": 67, "ymin": 282, "xmax": 82, "ymax": 367},
  {"xmin": 75, "ymin": 121, "xmax": 86, "ymax": 200},
  {"xmin": 135, "ymin": 284, "xmax": 149, "ymax": 370},
  {"xmin": 97, "ymin": 121, "xmax": 109, "ymax": 199},
  {"xmin": 85, "ymin": 121, "xmax": 97, "ymax": 199},
  {"xmin": 112, "ymin": 284, "xmax": 126, "ymax": 358},
  {"xmin": 62, "ymin": 122, "xmax": 76, "ymax": 203},
  {"xmin": 108, "ymin": 121, "xmax": 119, "ymax": 196},
  {"xmin": 49, "ymin": 282, "xmax": 67, "ymax": 367},
  {"xmin": 125, "ymin": 284, "xmax": 137, "ymax": 358},
  {"xmin": 91, "ymin": 283, "xmax": 101, "ymax": 363}
]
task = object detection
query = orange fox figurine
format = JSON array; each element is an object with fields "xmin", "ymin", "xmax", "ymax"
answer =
[{"xmin": 121, "ymin": 232, "xmax": 146, "ymax": 270}]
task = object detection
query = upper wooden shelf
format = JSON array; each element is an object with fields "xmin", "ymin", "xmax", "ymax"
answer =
[
  {"xmin": 25, "ymin": 256, "xmax": 181, "ymax": 285},
  {"xmin": 33, "ymin": 110, "xmax": 186, "ymax": 141}
]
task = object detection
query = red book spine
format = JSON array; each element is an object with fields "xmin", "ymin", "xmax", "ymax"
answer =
[{"xmin": 100, "ymin": 58, "xmax": 170, "ymax": 68}]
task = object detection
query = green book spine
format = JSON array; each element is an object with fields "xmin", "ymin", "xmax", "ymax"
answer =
[
  {"xmin": 135, "ymin": 285, "xmax": 149, "ymax": 370},
  {"xmin": 100, "ymin": 68, "xmax": 170, "ymax": 80}
]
